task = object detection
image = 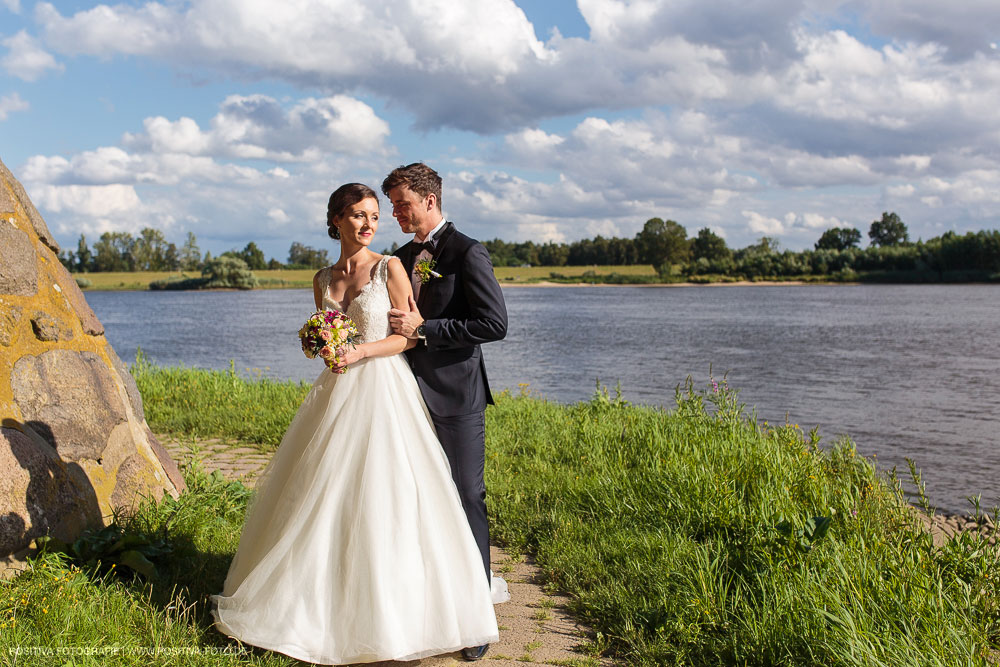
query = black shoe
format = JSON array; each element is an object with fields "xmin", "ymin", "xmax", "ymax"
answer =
[{"xmin": 461, "ymin": 644, "xmax": 489, "ymax": 661}]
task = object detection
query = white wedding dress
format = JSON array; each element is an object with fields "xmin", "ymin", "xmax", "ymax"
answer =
[{"xmin": 212, "ymin": 256, "xmax": 501, "ymax": 664}]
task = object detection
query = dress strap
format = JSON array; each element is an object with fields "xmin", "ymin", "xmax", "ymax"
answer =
[
  {"xmin": 377, "ymin": 255, "xmax": 391, "ymax": 284},
  {"xmin": 316, "ymin": 266, "xmax": 333, "ymax": 299}
]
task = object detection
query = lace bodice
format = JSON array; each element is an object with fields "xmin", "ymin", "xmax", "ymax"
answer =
[{"xmin": 318, "ymin": 256, "xmax": 393, "ymax": 344}]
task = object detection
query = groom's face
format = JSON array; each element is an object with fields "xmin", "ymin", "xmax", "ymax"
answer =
[{"xmin": 388, "ymin": 185, "xmax": 437, "ymax": 236}]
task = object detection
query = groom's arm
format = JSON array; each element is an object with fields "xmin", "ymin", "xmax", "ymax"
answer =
[{"xmin": 423, "ymin": 243, "xmax": 507, "ymax": 350}]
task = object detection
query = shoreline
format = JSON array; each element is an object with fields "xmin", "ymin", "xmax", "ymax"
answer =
[
  {"xmin": 79, "ymin": 278, "xmax": 1000, "ymax": 292},
  {"xmin": 502, "ymin": 279, "xmax": 832, "ymax": 288}
]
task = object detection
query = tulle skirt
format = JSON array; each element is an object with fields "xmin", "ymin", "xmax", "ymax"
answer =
[{"xmin": 211, "ymin": 354, "xmax": 500, "ymax": 664}]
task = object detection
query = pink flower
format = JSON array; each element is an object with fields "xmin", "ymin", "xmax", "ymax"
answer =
[
  {"xmin": 318, "ymin": 345, "xmax": 335, "ymax": 359},
  {"xmin": 319, "ymin": 329, "xmax": 333, "ymax": 342}
]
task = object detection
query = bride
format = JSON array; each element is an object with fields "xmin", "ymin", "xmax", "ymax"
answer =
[{"xmin": 211, "ymin": 183, "xmax": 500, "ymax": 664}]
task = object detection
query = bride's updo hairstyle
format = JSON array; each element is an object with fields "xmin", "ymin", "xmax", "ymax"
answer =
[{"xmin": 327, "ymin": 183, "xmax": 379, "ymax": 240}]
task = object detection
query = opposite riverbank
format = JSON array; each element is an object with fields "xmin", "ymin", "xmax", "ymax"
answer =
[{"xmin": 72, "ymin": 266, "xmax": 999, "ymax": 291}]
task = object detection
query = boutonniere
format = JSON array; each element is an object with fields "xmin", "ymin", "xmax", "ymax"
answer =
[{"xmin": 414, "ymin": 258, "xmax": 442, "ymax": 284}]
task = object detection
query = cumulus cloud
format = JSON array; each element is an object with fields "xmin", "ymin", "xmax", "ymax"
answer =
[
  {"xmin": 2, "ymin": 0, "xmax": 21, "ymax": 13},
  {"xmin": 17, "ymin": 91, "xmax": 395, "ymax": 254},
  {"xmin": 744, "ymin": 210, "xmax": 788, "ymax": 235},
  {"xmin": 498, "ymin": 112, "xmax": 756, "ymax": 212},
  {"xmin": 122, "ymin": 94, "xmax": 391, "ymax": 160},
  {"xmin": 1, "ymin": 30, "xmax": 63, "ymax": 80},
  {"xmin": 848, "ymin": 0, "xmax": 1000, "ymax": 61},
  {"xmin": 35, "ymin": 0, "xmax": 551, "ymax": 131},
  {"xmin": 0, "ymin": 91, "xmax": 29, "ymax": 120},
  {"xmin": 29, "ymin": 0, "xmax": 1000, "ymax": 144},
  {"xmin": 21, "ymin": 154, "xmax": 345, "ymax": 250},
  {"xmin": 742, "ymin": 210, "xmax": 848, "ymax": 237},
  {"xmin": 22, "ymin": 147, "xmax": 275, "ymax": 186},
  {"xmin": 16, "ymin": 0, "xmax": 1000, "ymax": 251}
]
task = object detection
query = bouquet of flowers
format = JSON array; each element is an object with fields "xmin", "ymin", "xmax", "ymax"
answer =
[{"xmin": 298, "ymin": 309, "xmax": 360, "ymax": 373}]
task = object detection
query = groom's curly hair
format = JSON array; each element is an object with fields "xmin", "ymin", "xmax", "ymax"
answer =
[
  {"xmin": 327, "ymin": 183, "xmax": 379, "ymax": 240},
  {"xmin": 381, "ymin": 163, "xmax": 442, "ymax": 211}
]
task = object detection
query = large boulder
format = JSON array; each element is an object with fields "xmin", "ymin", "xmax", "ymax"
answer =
[{"xmin": 0, "ymin": 156, "xmax": 184, "ymax": 575}]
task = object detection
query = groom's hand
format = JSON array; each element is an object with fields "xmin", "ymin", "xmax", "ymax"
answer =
[{"xmin": 389, "ymin": 295, "xmax": 424, "ymax": 339}]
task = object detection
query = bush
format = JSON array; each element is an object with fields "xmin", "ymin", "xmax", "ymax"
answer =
[
  {"xmin": 201, "ymin": 256, "xmax": 257, "ymax": 289},
  {"xmin": 148, "ymin": 258, "xmax": 258, "ymax": 290}
]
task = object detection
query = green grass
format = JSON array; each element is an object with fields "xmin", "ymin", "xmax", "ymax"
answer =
[
  {"xmin": 73, "ymin": 266, "xmax": 665, "ymax": 290},
  {"xmin": 1, "ymin": 465, "xmax": 292, "ymax": 665},
  {"xmin": 131, "ymin": 352, "xmax": 310, "ymax": 448},
  {"xmin": 71, "ymin": 271, "xmax": 190, "ymax": 291},
  {"xmin": 73, "ymin": 269, "xmax": 319, "ymax": 291},
  {"xmin": 5, "ymin": 365, "xmax": 999, "ymax": 665},
  {"xmin": 494, "ymin": 264, "xmax": 657, "ymax": 283},
  {"xmin": 485, "ymin": 382, "xmax": 1000, "ymax": 665}
]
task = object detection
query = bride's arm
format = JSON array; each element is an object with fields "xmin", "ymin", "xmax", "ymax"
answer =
[
  {"xmin": 331, "ymin": 257, "xmax": 415, "ymax": 369},
  {"xmin": 312, "ymin": 269, "xmax": 325, "ymax": 309}
]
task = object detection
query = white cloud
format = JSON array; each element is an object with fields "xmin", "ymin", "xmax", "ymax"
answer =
[
  {"xmin": 32, "ymin": 183, "xmax": 141, "ymax": 216},
  {"xmin": 800, "ymin": 213, "xmax": 845, "ymax": 229},
  {"xmin": 14, "ymin": 87, "xmax": 400, "ymax": 260},
  {"xmin": 21, "ymin": 147, "xmax": 274, "ymax": 187},
  {"xmin": 886, "ymin": 184, "xmax": 916, "ymax": 198},
  {"xmin": 0, "ymin": 91, "xmax": 29, "ymax": 120},
  {"xmin": 121, "ymin": 94, "xmax": 390, "ymax": 161},
  {"xmin": 35, "ymin": 0, "xmax": 550, "ymax": 131},
  {"xmin": 267, "ymin": 207, "xmax": 290, "ymax": 224},
  {"xmin": 30, "ymin": 0, "xmax": 1000, "ymax": 146},
  {"xmin": 744, "ymin": 210, "xmax": 787, "ymax": 235},
  {"xmin": 2, "ymin": 0, "xmax": 21, "ymax": 13},
  {"xmin": 15, "ymin": 0, "xmax": 1000, "ymax": 252},
  {"xmin": 1, "ymin": 30, "xmax": 63, "ymax": 81},
  {"xmin": 762, "ymin": 150, "xmax": 875, "ymax": 187},
  {"xmin": 497, "ymin": 112, "xmax": 755, "ymax": 214},
  {"xmin": 850, "ymin": 0, "xmax": 1000, "ymax": 61},
  {"xmin": 894, "ymin": 155, "xmax": 932, "ymax": 172}
]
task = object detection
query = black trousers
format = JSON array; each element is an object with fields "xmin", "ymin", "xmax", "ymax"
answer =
[{"xmin": 430, "ymin": 410, "xmax": 490, "ymax": 581}]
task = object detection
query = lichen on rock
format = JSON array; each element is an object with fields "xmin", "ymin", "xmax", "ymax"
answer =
[{"xmin": 0, "ymin": 155, "xmax": 184, "ymax": 572}]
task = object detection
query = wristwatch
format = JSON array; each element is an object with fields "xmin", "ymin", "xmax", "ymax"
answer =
[{"xmin": 416, "ymin": 324, "xmax": 426, "ymax": 340}]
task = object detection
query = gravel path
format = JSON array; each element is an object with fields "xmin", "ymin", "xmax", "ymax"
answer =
[{"xmin": 159, "ymin": 434, "xmax": 611, "ymax": 667}]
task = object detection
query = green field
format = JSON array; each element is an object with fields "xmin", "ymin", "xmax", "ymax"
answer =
[
  {"xmin": 72, "ymin": 269, "xmax": 319, "ymax": 291},
  {"xmin": 71, "ymin": 271, "xmax": 190, "ymax": 291},
  {"xmin": 494, "ymin": 264, "xmax": 657, "ymax": 283},
  {"xmin": 72, "ymin": 265, "xmax": 663, "ymax": 290}
]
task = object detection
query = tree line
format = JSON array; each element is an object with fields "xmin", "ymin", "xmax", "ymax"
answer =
[
  {"xmin": 58, "ymin": 211, "xmax": 1000, "ymax": 281},
  {"xmin": 483, "ymin": 211, "xmax": 1000, "ymax": 281},
  {"xmin": 59, "ymin": 231, "xmax": 336, "ymax": 273}
]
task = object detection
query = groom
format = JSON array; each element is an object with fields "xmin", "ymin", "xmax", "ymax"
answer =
[{"xmin": 384, "ymin": 163, "xmax": 507, "ymax": 661}]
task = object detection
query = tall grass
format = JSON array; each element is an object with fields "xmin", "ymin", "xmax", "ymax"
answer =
[
  {"xmin": 6, "ymin": 365, "xmax": 998, "ymax": 665},
  {"xmin": 1, "ymin": 465, "xmax": 294, "ymax": 665},
  {"xmin": 485, "ymin": 382, "xmax": 1000, "ymax": 665},
  {"xmin": 132, "ymin": 352, "xmax": 310, "ymax": 448}
]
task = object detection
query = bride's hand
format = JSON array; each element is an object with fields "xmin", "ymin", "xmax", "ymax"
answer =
[{"xmin": 330, "ymin": 345, "xmax": 366, "ymax": 372}]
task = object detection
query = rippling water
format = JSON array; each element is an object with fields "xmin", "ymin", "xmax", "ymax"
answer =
[{"xmin": 88, "ymin": 284, "xmax": 1000, "ymax": 513}]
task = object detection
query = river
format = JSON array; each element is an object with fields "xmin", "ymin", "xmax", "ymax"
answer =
[{"xmin": 87, "ymin": 283, "xmax": 1000, "ymax": 513}]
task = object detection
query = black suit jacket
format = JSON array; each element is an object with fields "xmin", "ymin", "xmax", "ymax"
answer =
[{"xmin": 395, "ymin": 222, "xmax": 507, "ymax": 417}]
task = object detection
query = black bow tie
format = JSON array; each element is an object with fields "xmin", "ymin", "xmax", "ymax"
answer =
[{"xmin": 412, "ymin": 239, "xmax": 436, "ymax": 253}]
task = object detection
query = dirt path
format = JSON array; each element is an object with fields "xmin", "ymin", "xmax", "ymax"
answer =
[{"xmin": 159, "ymin": 435, "xmax": 611, "ymax": 667}]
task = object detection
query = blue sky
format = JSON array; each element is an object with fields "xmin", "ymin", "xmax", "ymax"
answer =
[{"xmin": 2, "ymin": 0, "xmax": 999, "ymax": 262}]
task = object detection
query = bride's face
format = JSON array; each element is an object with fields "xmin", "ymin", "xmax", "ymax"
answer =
[{"xmin": 336, "ymin": 197, "xmax": 379, "ymax": 246}]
